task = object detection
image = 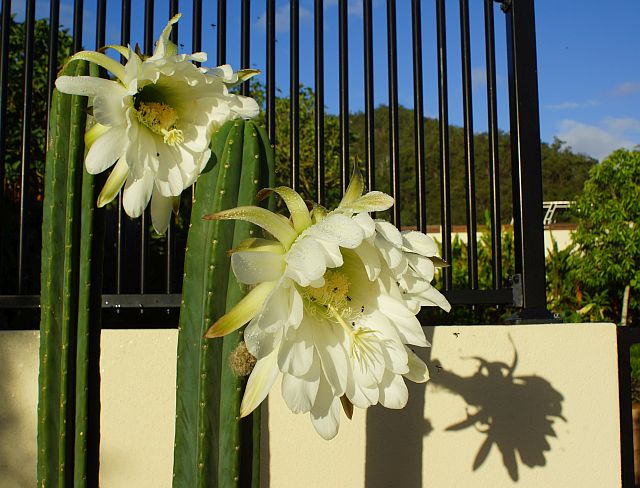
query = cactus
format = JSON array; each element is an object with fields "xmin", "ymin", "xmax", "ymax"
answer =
[
  {"xmin": 173, "ymin": 119, "xmax": 275, "ymax": 488},
  {"xmin": 37, "ymin": 60, "xmax": 104, "ymax": 487}
]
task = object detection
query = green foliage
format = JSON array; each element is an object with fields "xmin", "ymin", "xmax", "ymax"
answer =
[
  {"xmin": 631, "ymin": 345, "xmax": 640, "ymax": 385},
  {"xmin": 545, "ymin": 235, "xmax": 580, "ymax": 322},
  {"xmin": 570, "ymin": 149, "xmax": 640, "ymax": 324},
  {"xmin": 1, "ymin": 18, "xmax": 73, "ymax": 293},
  {"xmin": 3, "ymin": 16, "xmax": 73, "ymax": 194},
  {"xmin": 249, "ymin": 84, "xmax": 594, "ymax": 226},
  {"xmin": 250, "ymin": 82, "xmax": 345, "ymax": 209},
  {"xmin": 419, "ymin": 212, "xmax": 517, "ymax": 325}
]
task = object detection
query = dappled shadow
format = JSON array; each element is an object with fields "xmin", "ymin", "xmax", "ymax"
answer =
[{"xmin": 430, "ymin": 339, "xmax": 565, "ymax": 482}]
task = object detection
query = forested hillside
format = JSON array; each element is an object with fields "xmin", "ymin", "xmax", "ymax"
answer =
[{"xmin": 252, "ymin": 85, "xmax": 596, "ymax": 226}]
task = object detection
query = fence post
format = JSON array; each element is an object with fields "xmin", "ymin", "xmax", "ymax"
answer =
[{"xmin": 503, "ymin": 0, "xmax": 555, "ymax": 323}]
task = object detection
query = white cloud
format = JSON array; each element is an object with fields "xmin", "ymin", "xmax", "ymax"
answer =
[
  {"xmin": 324, "ymin": 0, "xmax": 363, "ymax": 14},
  {"xmin": 545, "ymin": 99, "xmax": 599, "ymax": 111},
  {"xmin": 603, "ymin": 117, "xmax": 640, "ymax": 134},
  {"xmin": 557, "ymin": 119, "xmax": 638, "ymax": 160},
  {"xmin": 471, "ymin": 67, "xmax": 486, "ymax": 87},
  {"xmin": 613, "ymin": 82, "xmax": 640, "ymax": 96},
  {"xmin": 255, "ymin": 3, "xmax": 312, "ymax": 33}
]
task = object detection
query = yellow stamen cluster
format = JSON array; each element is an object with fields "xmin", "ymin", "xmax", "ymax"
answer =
[
  {"xmin": 306, "ymin": 270, "xmax": 351, "ymax": 311},
  {"xmin": 302, "ymin": 270, "xmax": 366, "ymax": 338},
  {"xmin": 137, "ymin": 101, "xmax": 184, "ymax": 146}
]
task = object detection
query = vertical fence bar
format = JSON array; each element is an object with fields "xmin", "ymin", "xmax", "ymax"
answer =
[
  {"xmin": 459, "ymin": 0, "xmax": 478, "ymax": 289},
  {"xmin": 338, "ymin": 0, "xmax": 349, "ymax": 194},
  {"xmin": 290, "ymin": 0, "xmax": 300, "ymax": 191},
  {"xmin": 170, "ymin": 0, "xmax": 178, "ymax": 42},
  {"xmin": 17, "ymin": 0, "xmax": 36, "ymax": 292},
  {"xmin": 314, "ymin": 0, "xmax": 325, "ymax": 204},
  {"xmin": 192, "ymin": 0, "xmax": 201, "ymax": 54},
  {"xmin": 266, "ymin": 0, "xmax": 276, "ymax": 144},
  {"xmin": 0, "ymin": 0, "xmax": 11, "ymax": 288},
  {"xmin": 96, "ymin": 0, "xmax": 106, "ymax": 48},
  {"xmin": 505, "ymin": 0, "xmax": 552, "ymax": 320},
  {"xmin": 117, "ymin": 0, "xmax": 131, "ymax": 294},
  {"xmin": 484, "ymin": 0, "xmax": 502, "ymax": 289},
  {"xmin": 139, "ymin": 0, "xmax": 154, "ymax": 294},
  {"xmin": 240, "ymin": 0, "xmax": 250, "ymax": 96},
  {"xmin": 72, "ymin": 0, "xmax": 83, "ymax": 53},
  {"xmin": 166, "ymin": 0, "xmax": 179, "ymax": 293},
  {"xmin": 363, "ymin": 0, "xmax": 375, "ymax": 193},
  {"xmin": 436, "ymin": 0, "xmax": 452, "ymax": 290},
  {"xmin": 617, "ymin": 329, "xmax": 636, "ymax": 487},
  {"xmin": 47, "ymin": 0, "xmax": 60, "ymax": 111},
  {"xmin": 411, "ymin": 0, "xmax": 426, "ymax": 232},
  {"xmin": 217, "ymin": 0, "xmax": 226, "ymax": 66},
  {"xmin": 386, "ymin": 0, "xmax": 400, "ymax": 227}
]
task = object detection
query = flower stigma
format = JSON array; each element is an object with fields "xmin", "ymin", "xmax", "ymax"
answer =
[{"xmin": 136, "ymin": 100, "xmax": 184, "ymax": 146}]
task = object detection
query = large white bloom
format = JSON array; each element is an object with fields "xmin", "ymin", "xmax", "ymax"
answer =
[
  {"xmin": 55, "ymin": 14, "xmax": 259, "ymax": 233},
  {"xmin": 205, "ymin": 168, "xmax": 450, "ymax": 439}
]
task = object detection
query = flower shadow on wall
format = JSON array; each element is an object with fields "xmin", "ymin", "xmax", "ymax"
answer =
[{"xmin": 430, "ymin": 340, "xmax": 566, "ymax": 482}]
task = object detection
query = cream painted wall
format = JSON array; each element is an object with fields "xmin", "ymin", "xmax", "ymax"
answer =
[
  {"xmin": 0, "ymin": 324, "xmax": 622, "ymax": 488},
  {"xmin": 427, "ymin": 229, "xmax": 574, "ymax": 255}
]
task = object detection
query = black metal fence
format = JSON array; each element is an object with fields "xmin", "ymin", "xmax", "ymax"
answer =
[
  {"xmin": 0, "ymin": 0, "xmax": 553, "ymax": 328},
  {"xmin": 1, "ymin": 0, "xmax": 637, "ymax": 484}
]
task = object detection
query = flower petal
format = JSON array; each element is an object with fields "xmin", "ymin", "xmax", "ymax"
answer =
[
  {"xmin": 339, "ymin": 164, "xmax": 365, "ymax": 207},
  {"xmin": 310, "ymin": 375, "xmax": 341, "ymax": 440},
  {"xmin": 404, "ymin": 348, "xmax": 430, "ymax": 383},
  {"xmin": 402, "ymin": 230, "xmax": 440, "ymax": 257},
  {"xmin": 284, "ymin": 236, "xmax": 326, "ymax": 286},
  {"xmin": 353, "ymin": 241, "xmax": 381, "ymax": 281},
  {"xmin": 281, "ymin": 357, "xmax": 321, "ymax": 414},
  {"xmin": 307, "ymin": 212, "xmax": 364, "ymax": 249},
  {"xmin": 378, "ymin": 371, "xmax": 408, "ymax": 409},
  {"xmin": 122, "ymin": 170, "xmax": 154, "ymax": 218},
  {"xmin": 205, "ymin": 281, "xmax": 277, "ymax": 338},
  {"xmin": 150, "ymin": 189, "xmax": 174, "ymax": 234},
  {"xmin": 278, "ymin": 323, "xmax": 314, "ymax": 376},
  {"xmin": 85, "ymin": 126, "xmax": 126, "ymax": 174},
  {"xmin": 231, "ymin": 249, "xmax": 286, "ymax": 285},
  {"xmin": 204, "ymin": 206, "xmax": 298, "ymax": 249},
  {"xmin": 149, "ymin": 13, "xmax": 181, "ymax": 60},
  {"xmin": 311, "ymin": 319, "xmax": 348, "ymax": 396},
  {"xmin": 55, "ymin": 75, "xmax": 127, "ymax": 98},
  {"xmin": 64, "ymin": 51, "xmax": 127, "ymax": 82},
  {"xmin": 240, "ymin": 350, "xmax": 280, "ymax": 417},
  {"xmin": 97, "ymin": 157, "xmax": 129, "ymax": 207},
  {"xmin": 258, "ymin": 186, "xmax": 312, "ymax": 234},
  {"xmin": 339, "ymin": 191, "xmax": 394, "ymax": 213},
  {"xmin": 377, "ymin": 295, "xmax": 428, "ymax": 347}
]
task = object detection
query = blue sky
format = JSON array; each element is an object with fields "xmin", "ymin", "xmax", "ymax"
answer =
[{"xmin": 14, "ymin": 0, "xmax": 640, "ymax": 160}]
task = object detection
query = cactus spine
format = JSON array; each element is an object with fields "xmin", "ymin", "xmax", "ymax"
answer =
[
  {"xmin": 38, "ymin": 60, "xmax": 104, "ymax": 487},
  {"xmin": 173, "ymin": 119, "xmax": 275, "ymax": 488}
]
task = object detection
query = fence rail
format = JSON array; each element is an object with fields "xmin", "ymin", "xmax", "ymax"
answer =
[{"xmin": 0, "ymin": 0, "xmax": 552, "ymax": 328}]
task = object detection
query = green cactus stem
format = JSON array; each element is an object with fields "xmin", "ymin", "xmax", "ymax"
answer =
[
  {"xmin": 173, "ymin": 119, "xmax": 275, "ymax": 488},
  {"xmin": 37, "ymin": 59, "xmax": 104, "ymax": 487}
]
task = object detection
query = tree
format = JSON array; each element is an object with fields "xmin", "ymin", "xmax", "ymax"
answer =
[
  {"xmin": 1, "ymin": 18, "xmax": 73, "ymax": 293},
  {"xmin": 571, "ymin": 149, "xmax": 640, "ymax": 324},
  {"xmin": 3, "ymin": 17, "xmax": 73, "ymax": 197}
]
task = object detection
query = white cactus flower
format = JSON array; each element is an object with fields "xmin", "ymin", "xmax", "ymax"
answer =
[
  {"xmin": 205, "ymin": 167, "xmax": 450, "ymax": 440},
  {"xmin": 55, "ymin": 14, "xmax": 259, "ymax": 233}
]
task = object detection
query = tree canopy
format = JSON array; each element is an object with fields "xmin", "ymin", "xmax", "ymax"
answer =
[{"xmin": 571, "ymin": 148, "xmax": 640, "ymax": 323}]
